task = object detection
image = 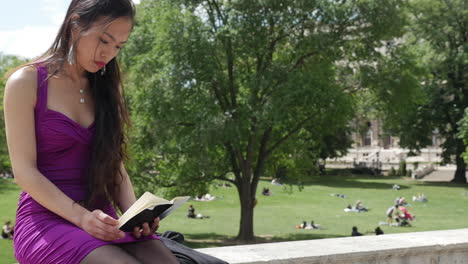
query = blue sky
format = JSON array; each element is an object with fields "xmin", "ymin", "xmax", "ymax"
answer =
[{"xmin": 0, "ymin": 0, "xmax": 140, "ymax": 59}]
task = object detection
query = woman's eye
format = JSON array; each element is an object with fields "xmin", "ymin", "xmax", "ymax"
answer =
[{"xmin": 100, "ymin": 38, "xmax": 109, "ymax": 44}]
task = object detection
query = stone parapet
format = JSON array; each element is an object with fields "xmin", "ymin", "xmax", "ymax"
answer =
[{"xmin": 197, "ymin": 228, "xmax": 468, "ymax": 264}]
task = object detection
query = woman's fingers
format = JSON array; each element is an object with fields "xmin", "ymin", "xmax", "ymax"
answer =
[
  {"xmin": 133, "ymin": 226, "xmax": 141, "ymax": 239},
  {"xmin": 96, "ymin": 210, "xmax": 120, "ymax": 226},
  {"xmin": 131, "ymin": 218, "xmax": 160, "ymax": 239},
  {"xmin": 85, "ymin": 210, "xmax": 125, "ymax": 240},
  {"xmin": 141, "ymin": 222, "xmax": 152, "ymax": 236},
  {"xmin": 153, "ymin": 217, "xmax": 160, "ymax": 229}
]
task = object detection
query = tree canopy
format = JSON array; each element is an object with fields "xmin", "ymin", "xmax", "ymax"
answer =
[
  {"xmin": 122, "ymin": 0, "xmax": 408, "ymax": 240},
  {"xmin": 379, "ymin": 0, "xmax": 467, "ymax": 183}
]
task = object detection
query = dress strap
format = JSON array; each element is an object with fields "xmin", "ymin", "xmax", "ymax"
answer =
[{"xmin": 35, "ymin": 65, "xmax": 48, "ymax": 112}]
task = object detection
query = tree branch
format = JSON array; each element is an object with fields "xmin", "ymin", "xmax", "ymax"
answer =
[
  {"xmin": 289, "ymin": 52, "xmax": 316, "ymax": 72},
  {"xmin": 251, "ymin": 127, "xmax": 271, "ymax": 194},
  {"xmin": 225, "ymin": 142, "xmax": 242, "ymax": 183},
  {"xmin": 211, "ymin": 80, "xmax": 229, "ymax": 112},
  {"xmin": 213, "ymin": 176, "xmax": 237, "ymax": 185},
  {"xmin": 265, "ymin": 116, "xmax": 314, "ymax": 157}
]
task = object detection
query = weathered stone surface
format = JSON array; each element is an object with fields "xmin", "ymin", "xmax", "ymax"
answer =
[{"xmin": 197, "ymin": 228, "xmax": 468, "ymax": 264}]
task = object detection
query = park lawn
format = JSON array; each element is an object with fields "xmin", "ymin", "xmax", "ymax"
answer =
[{"xmin": 1, "ymin": 173, "xmax": 468, "ymax": 263}]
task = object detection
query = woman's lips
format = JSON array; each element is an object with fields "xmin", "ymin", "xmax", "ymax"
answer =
[{"xmin": 95, "ymin": 61, "xmax": 106, "ymax": 68}]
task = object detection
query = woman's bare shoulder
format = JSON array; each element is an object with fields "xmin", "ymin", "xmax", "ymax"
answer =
[
  {"xmin": 4, "ymin": 65, "xmax": 38, "ymax": 104},
  {"xmin": 6, "ymin": 65, "xmax": 38, "ymax": 89}
]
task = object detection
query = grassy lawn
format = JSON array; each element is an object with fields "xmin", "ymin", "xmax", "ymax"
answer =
[{"xmin": 1, "ymin": 172, "xmax": 468, "ymax": 264}]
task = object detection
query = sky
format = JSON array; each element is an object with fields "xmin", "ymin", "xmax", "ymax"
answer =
[{"xmin": 0, "ymin": 0, "xmax": 140, "ymax": 59}]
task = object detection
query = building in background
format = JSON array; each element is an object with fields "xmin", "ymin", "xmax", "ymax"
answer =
[{"xmin": 327, "ymin": 119, "xmax": 442, "ymax": 174}]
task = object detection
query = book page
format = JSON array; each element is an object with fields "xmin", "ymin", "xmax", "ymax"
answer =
[
  {"xmin": 118, "ymin": 192, "xmax": 170, "ymax": 228},
  {"xmin": 159, "ymin": 196, "xmax": 190, "ymax": 220}
]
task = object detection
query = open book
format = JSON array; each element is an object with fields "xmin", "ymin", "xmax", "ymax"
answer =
[{"xmin": 118, "ymin": 192, "xmax": 190, "ymax": 232}]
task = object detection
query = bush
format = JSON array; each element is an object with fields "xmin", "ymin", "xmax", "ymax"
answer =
[
  {"xmin": 397, "ymin": 160, "xmax": 407, "ymax": 176},
  {"xmin": 406, "ymin": 169, "xmax": 413, "ymax": 177}
]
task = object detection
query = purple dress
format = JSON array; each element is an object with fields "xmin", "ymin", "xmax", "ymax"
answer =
[{"xmin": 13, "ymin": 65, "xmax": 158, "ymax": 264}]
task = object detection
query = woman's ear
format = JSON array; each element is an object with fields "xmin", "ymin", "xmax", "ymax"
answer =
[{"xmin": 70, "ymin": 14, "xmax": 80, "ymax": 22}]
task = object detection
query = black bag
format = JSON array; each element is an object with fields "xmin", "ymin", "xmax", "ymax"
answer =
[{"xmin": 160, "ymin": 231, "xmax": 229, "ymax": 264}]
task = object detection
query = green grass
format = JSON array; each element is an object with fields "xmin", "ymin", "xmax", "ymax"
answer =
[
  {"xmin": 0, "ymin": 179, "xmax": 21, "ymax": 264},
  {"xmin": 1, "ymin": 173, "xmax": 468, "ymax": 264}
]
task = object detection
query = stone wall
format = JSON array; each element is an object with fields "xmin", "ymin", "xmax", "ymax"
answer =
[{"xmin": 197, "ymin": 228, "xmax": 468, "ymax": 264}]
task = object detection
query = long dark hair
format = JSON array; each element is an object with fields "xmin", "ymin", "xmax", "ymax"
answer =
[{"xmin": 33, "ymin": 0, "xmax": 135, "ymax": 209}]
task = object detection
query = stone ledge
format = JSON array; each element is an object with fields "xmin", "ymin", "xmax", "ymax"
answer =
[{"xmin": 196, "ymin": 228, "xmax": 468, "ymax": 264}]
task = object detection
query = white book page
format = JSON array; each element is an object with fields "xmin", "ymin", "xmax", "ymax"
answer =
[
  {"xmin": 118, "ymin": 192, "xmax": 170, "ymax": 227},
  {"xmin": 159, "ymin": 196, "xmax": 190, "ymax": 220}
]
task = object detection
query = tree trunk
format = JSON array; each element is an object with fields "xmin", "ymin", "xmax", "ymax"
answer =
[
  {"xmin": 452, "ymin": 140, "xmax": 467, "ymax": 183},
  {"xmin": 236, "ymin": 179, "xmax": 255, "ymax": 241}
]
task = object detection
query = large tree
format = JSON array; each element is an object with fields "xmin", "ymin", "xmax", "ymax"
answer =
[
  {"xmin": 122, "ymin": 0, "xmax": 407, "ymax": 241},
  {"xmin": 378, "ymin": 0, "xmax": 467, "ymax": 183}
]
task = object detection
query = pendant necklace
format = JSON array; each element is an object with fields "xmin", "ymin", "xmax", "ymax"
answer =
[
  {"xmin": 79, "ymin": 88, "xmax": 85, "ymax": 103},
  {"xmin": 77, "ymin": 77, "xmax": 87, "ymax": 104}
]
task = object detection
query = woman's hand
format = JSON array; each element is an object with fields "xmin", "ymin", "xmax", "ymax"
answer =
[
  {"xmin": 80, "ymin": 210, "xmax": 126, "ymax": 241},
  {"xmin": 132, "ymin": 217, "xmax": 160, "ymax": 239}
]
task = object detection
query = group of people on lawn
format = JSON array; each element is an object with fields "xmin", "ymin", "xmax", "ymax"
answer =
[{"xmin": 386, "ymin": 196, "xmax": 416, "ymax": 226}]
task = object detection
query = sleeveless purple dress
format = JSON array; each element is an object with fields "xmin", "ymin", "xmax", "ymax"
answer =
[{"xmin": 13, "ymin": 65, "xmax": 159, "ymax": 264}]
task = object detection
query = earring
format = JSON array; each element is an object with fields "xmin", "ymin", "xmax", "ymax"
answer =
[
  {"xmin": 101, "ymin": 65, "xmax": 106, "ymax": 76},
  {"xmin": 67, "ymin": 44, "xmax": 75, "ymax": 65}
]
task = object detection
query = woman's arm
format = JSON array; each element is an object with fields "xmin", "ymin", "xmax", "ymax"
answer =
[
  {"xmin": 116, "ymin": 162, "xmax": 137, "ymax": 213},
  {"xmin": 4, "ymin": 67, "xmax": 124, "ymax": 241}
]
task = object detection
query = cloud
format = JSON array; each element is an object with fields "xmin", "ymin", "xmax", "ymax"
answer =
[
  {"xmin": 0, "ymin": 26, "xmax": 59, "ymax": 59},
  {"xmin": 40, "ymin": 0, "xmax": 68, "ymax": 26},
  {"xmin": 0, "ymin": 0, "xmax": 141, "ymax": 58}
]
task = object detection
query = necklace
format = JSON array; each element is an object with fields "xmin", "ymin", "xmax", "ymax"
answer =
[{"xmin": 79, "ymin": 88, "xmax": 86, "ymax": 103}]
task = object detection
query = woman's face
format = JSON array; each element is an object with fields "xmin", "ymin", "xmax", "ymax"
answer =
[{"xmin": 74, "ymin": 16, "xmax": 132, "ymax": 73}]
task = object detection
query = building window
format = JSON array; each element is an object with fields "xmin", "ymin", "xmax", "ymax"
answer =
[
  {"xmin": 364, "ymin": 129, "xmax": 372, "ymax": 146},
  {"xmin": 383, "ymin": 135, "xmax": 392, "ymax": 149},
  {"xmin": 432, "ymin": 129, "xmax": 440, "ymax": 147}
]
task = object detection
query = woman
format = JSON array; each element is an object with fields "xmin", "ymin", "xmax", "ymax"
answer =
[{"xmin": 3, "ymin": 0, "xmax": 178, "ymax": 263}]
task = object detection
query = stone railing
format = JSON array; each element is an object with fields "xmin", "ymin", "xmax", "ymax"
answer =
[{"xmin": 197, "ymin": 228, "xmax": 468, "ymax": 264}]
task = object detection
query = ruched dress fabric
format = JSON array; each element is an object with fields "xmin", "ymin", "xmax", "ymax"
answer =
[{"xmin": 13, "ymin": 66, "xmax": 159, "ymax": 264}]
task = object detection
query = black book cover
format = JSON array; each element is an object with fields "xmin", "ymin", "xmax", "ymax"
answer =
[{"xmin": 119, "ymin": 204, "xmax": 172, "ymax": 232}]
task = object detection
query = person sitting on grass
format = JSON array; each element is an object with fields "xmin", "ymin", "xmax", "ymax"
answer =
[
  {"xmin": 295, "ymin": 220, "xmax": 320, "ymax": 229},
  {"xmin": 344, "ymin": 200, "xmax": 368, "ymax": 213},
  {"xmin": 375, "ymin": 227, "xmax": 384, "ymax": 235},
  {"xmin": 262, "ymin": 186, "xmax": 272, "ymax": 196},
  {"xmin": 304, "ymin": 220, "xmax": 320, "ymax": 229},
  {"xmin": 194, "ymin": 193, "xmax": 217, "ymax": 201},
  {"xmin": 395, "ymin": 196, "xmax": 407, "ymax": 206},
  {"xmin": 271, "ymin": 178, "xmax": 282, "ymax": 186},
  {"xmin": 330, "ymin": 193, "xmax": 346, "ymax": 198},
  {"xmin": 351, "ymin": 226, "xmax": 363, "ymax": 236},
  {"xmin": 395, "ymin": 217, "xmax": 411, "ymax": 227},
  {"xmin": 187, "ymin": 204, "xmax": 196, "ymax": 218},
  {"xmin": 354, "ymin": 200, "xmax": 368, "ymax": 212},
  {"xmin": 344, "ymin": 204, "xmax": 357, "ymax": 213},
  {"xmin": 386, "ymin": 204, "xmax": 399, "ymax": 225},
  {"xmin": 2, "ymin": 221, "xmax": 14, "ymax": 240},
  {"xmin": 186, "ymin": 204, "xmax": 209, "ymax": 219},
  {"xmin": 397, "ymin": 206, "xmax": 415, "ymax": 221},
  {"xmin": 412, "ymin": 193, "xmax": 428, "ymax": 202}
]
